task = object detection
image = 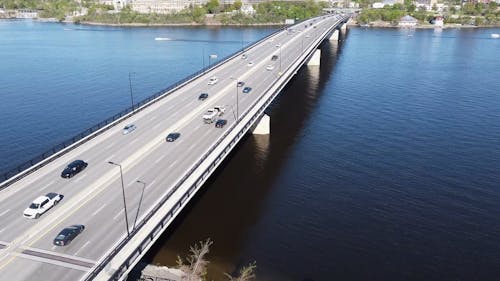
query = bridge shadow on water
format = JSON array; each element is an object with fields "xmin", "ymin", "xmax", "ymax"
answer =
[{"xmin": 133, "ymin": 32, "xmax": 348, "ymax": 281}]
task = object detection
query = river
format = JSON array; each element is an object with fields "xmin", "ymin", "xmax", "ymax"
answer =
[{"xmin": 1, "ymin": 20, "xmax": 500, "ymax": 281}]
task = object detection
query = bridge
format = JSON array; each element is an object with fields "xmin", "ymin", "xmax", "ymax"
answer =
[{"xmin": 0, "ymin": 14, "xmax": 349, "ymax": 281}]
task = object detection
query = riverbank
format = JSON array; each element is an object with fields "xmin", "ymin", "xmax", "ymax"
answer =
[{"xmin": 348, "ymin": 19, "xmax": 499, "ymax": 29}]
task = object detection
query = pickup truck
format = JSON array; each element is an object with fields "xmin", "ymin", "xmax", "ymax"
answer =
[
  {"xmin": 23, "ymin": 192, "xmax": 63, "ymax": 219},
  {"xmin": 203, "ymin": 106, "xmax": 225, "ymax": 123}
]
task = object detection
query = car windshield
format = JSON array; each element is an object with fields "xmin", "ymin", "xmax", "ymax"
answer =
[
  {"xmin": 55, "ymin": 234, "xmax": 66, "ymax": 240},
  {"xmin": 29, "ymin": 203, "xmax": 40, "ymax": 209}
]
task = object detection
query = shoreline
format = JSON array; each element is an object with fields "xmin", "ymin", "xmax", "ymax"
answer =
[{"xmin": 2, "ymin": 17, "xmax": 499, "ymax": 29}]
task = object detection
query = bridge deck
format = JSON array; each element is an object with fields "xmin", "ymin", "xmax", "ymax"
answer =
[{"xmin": 0, "ymin": 14, "xmax": 347, "ymax": 281}]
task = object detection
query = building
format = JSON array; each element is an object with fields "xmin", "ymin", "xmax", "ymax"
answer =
[
  {"xmin": 16, "ymin": 9, "xmax": 38, "ymax": 18},
  {"xmin": 398, "ymin": 15, "xmax": 417, "ymax": 27},
  {"xmin": 130, "ymin": 0, "xmax": 207, "ymax": 14}
]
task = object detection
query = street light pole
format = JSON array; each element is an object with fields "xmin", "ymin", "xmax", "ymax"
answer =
[
  {"xmin": 230, "ymin": 77, "xmax": 240, "ymax": 122},
  {"xmin": 134, "ymin": 180, "xmax": 146, "ymax": 230},
  {"xmin": 128, "ymin": 72, "xmax": 135, "ymax": 113},
  {"xmin": 108, "ymin": 161, "xmax": 130, "ymax": 237}
]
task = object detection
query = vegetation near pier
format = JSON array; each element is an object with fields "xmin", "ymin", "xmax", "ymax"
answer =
[{"xmin": 176, "ymin": 238, "xmax": 257, "ymax": 281}]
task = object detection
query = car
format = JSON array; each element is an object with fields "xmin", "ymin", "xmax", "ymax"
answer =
[
  {"xmin": 61, "ymin": 160, "xmax": 88, "ymax": 178},
  {"xmin": 237, "ymin": 81, "xmax": 245, "ymax": 87},
  {"xmin": 23, "ymin": 192, "xmax": 63, "ymax": 219},
  {"xmin": 203, "ymin": 106, "xmax": 225, "ymax": 123},
  {"xmin": 271, "ymin": 55, "xmax": 279, "ymax": 61},
  {"xmin": 198, "ymin": 93, "xmax": 208, "ymax": 101},
  {"xmin": 53, "ymin": 225, "xmax": 85, "ymax": 246},
  {"xmin": 208, "ymin": 76, "xmax": 218, "ymax": 85},
  {"xmin": 122, "ymin": 124, "xmax": 137, "ymax": 135},
  {"xmin": 266, "ymin": 65, "xmax": 275, "ymax": 71},
  {"xmin": 247, "ymin": 61, "xmax": 254, "ymax": 67},
  {"xmin": 275, "ymin": 43, "xmax": 281, "ymax": 48},
  {"xmin": 305, "ymin": 34, "xmax": 311, "ymax": 38},
  {"xmin": 215, "ymin": 119, "xmax": 227, "ymax": 128},
  {"xmin": 241, "ymin": 54, "xmax": 247, "ymax": 59},
  {"xmin": 242, "ymin": 87, "xmax": 252, "ymax": 94},
  {"xmin": 166, "ymin": 133, "xmax": 181, "ymax": 142}
]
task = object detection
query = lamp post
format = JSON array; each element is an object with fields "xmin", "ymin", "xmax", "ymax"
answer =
[
  {"xmin": 208, "ymin": 54, "xmax": 217, "ymax": 68},
  {"xmin": 230, "ymin": 77, "xmax": 240, "ymax": 122},
  {"xmin": 107, "ymin": 161, "xmax": 130, "ymax": 237},
  {"xmin": 128, "ymin": 72, "xmax": 135, "ymax": 113},
  {"xmin": 134, "ymin": 180, "xmax": 146, "ymax": 230},
  {"xmin": 279, "ymin": 44, "xmax": 282, "ymax": 74}
]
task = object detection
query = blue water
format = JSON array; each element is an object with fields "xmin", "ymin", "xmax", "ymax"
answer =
[
  {"xmin": 2, "ymin": 20, "xmax": 500, "ymax": 281},
  {"xmin": 0, "ymin": 20, "xmax": 274, "ymax": 174}
]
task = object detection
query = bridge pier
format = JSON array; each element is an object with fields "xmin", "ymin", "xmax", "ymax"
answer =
[
  {"xmin": 329, "ymin": 30, "xmax": 339, "ymax": 41},
  {"xmin": 340, "ymin": 23, "xmax": 347, "ymax": 33},
  {"xmin": 307, "ymin": 49, "xmax": 321, "ymax": 66},
  {"xmin": 252, "ymin": 114, "xmax": 270, "ymax": 135}
]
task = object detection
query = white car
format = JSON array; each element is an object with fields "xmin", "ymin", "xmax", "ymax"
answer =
[
  {"xmin": 241, "ymin": 54, "xmax": 247, "ymax": 59},
  {"xmin": 247, "ymin": 61, "xmax": 254, "ymax": 67},
  {"xmin": 266, "ymin": 64, "xmax": 275, "ymax": 71},
  {"xmin": 275, "ymin": 43, "xmax": 281, "ymax": 48},
  {"xmin": 208, "ymin": 76, "xmax": 218, "ymax": 85},
  {"xmin": 122, "ymin": 124, "xmax": 137, "ymax": 135},
  {"xmin": 23, "ymin": 193, "xmax": 63, "ymax": 219}
]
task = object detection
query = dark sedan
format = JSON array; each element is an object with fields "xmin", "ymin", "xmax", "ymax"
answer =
[
  {"xmin": 215, "ymin": 119, "xmax": 227, "ymax": 128},
  {"xmin": 198, "ymin": 93, "xmax": 208, "ymax": 101},
  {"xmin": 53, "ymin": 225, "xmax": 85, "ymax": 246},
  {"xmin": 166, "ymin": 133, "xmax": 181, "ymax": 142},
  {"xmin": 237, "ymin": 81, "xmax": 245, "ymax": 87},
  {"xmin": 242, "ymin": 87, "xmax": 252, "ymax": 94},
  {"xmin": 61, "ymin": 160, "xmax": 88, "ymax": 178}
]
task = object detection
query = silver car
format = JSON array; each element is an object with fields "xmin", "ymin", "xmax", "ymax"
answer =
[{"xmin": 122, "ymin": 124, "xmax": 137, "ymax": 135}]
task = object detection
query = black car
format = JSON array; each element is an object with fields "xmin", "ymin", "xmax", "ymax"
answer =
[
  {"xmin": 237, "ymin": 81, "xmax": 245, "ymax": 87},
  {"xmin": 166, "ymin": 133, "xmax": 181, "ymax": 142},
  {"xmin": 271, "ymin": 55, "xmax": 278, "ymax": 61},
  {"xmin": 61, "ymin": 160, "xmax": 88, "ymax": 178},
  {"xmin": 198, "ymin": 93, "xmax": 208, "ymax": 101},
  {"xmin": 53, "ymin": 225, "xmax": 85, "ymax": 246},
  {"xmin": 242, "ymin": 87, "xmax": 252, "ymax": 94},
  {"xmin": 215, "ymin": 119, "xmax": 227, "ymax": 128}
]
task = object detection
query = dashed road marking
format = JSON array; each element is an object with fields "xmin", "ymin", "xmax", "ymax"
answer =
[
  {"xmin": 0, "ymin": 209, "xmax": 10, "ymax": 217},
  {"xmin": 91, "ymin": 204, "xmax": 107, "ymax": 217},
  {"xmin": 113, "ymin": 209, "xmax": 124, "ymax": 221}
]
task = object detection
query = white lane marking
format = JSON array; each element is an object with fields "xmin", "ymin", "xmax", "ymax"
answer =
[
  {"xmin": 51, "ymin": 246, "xmax": 57, "ymax": 250},
  {"xmin": 74, "ymin": 241, "xmax": 90, "ymax": 256},
  {"xmin": 39, "ymin": 180, "xmax": 55, "ymax": 191},
  {"xmin": 188, "ymin": 143, "xmax": 197, "ymax": 151},
  {"xmin": 73, "ymin": 174, "xmax": 87, "ymax": 183},
  {"xmin": 113, "ymin": 209, "xmax": 124, "ymax": 221},
  {"xmin": 168, "ymin": 159, "xmax": 179, "ymax": 169},
  {"xmin": 153, "ymin": 123, "xmax": 162, "ymax": 130},
  {"xmin": 0, "ymin": 228, "xmax": 5, "ymax": 234},
  {"xmin": 149, "ymin": 116, "xmax": 157, "ymax": 122},
  {"xmin": 149, "ymin": 179, "xmax": 157, "ymax": 187},
  {"xmin": 154, "ymin": 154, "xmax": 167, "ymax": 164},
  {"xmin": 105, "ymin": 142, "xmax": 116, "ymax": 150},
  {"xmin": 194, "ymin": 123, "xmax": 202, "ymax": 131},
  {"xmin": 130, "ymin": 138, "xmax": 139, "ymax": 145},
  {"xmin": 0, "ymin": 209, "xmax": 10, "ymax": 217},
  {"xmin": 91, "ymin": 204, "xmax": 107, "ymax": 217}
]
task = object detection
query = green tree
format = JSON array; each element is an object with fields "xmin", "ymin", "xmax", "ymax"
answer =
[
  {"xmin": 232, "ymin": 0, "xmax": 242, "ymax": 11},
  {"xmin": 206, "ymin": 0, "xmax": 219, "ymax": 14}
]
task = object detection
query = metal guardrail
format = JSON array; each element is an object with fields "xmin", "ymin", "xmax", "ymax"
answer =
[
  {"xmin": 83, "ymin": 15, "xmax": 349, "ymax": 281},
  {"xmin": 0, "ymin": 23, "xmax": 293, "ymax": 190}
]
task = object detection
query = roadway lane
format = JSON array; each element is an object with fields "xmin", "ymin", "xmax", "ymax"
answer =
[{"xmin": 0, "ymin": 15, "xmax": 346, "ymax": 281}]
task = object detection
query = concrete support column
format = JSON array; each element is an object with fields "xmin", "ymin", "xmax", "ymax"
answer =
[
  {"xmin": 307, "ymin": 49, "xmax": 321, "ymax": 66},
  {"xmin": 329, "ymin": 29, "xmax": 339, "ymax": 41},
  {"xmin": 340, "ymin": 23, "xmax": 347, "ymax": 33},
  {"xmin": 252, "ymin": 114, "xmax": 270, "ymax": 135}
]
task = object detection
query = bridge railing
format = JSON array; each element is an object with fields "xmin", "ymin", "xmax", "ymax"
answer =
[
  {"xmin": 83, "ymin": 15, "xmax": 345, "ymax": 281},
  {"xmin": 0, "ymin": 23, "xmax": 292, "ymax": 189}
]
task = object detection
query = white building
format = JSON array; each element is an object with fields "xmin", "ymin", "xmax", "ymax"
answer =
[
  {"xmin": 398, "ymin": 15, "xmax": 417, "ymax": 27},
  {"xmin": 131, "ymin": 0, "xmax": 207, "ymax": 14}
]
